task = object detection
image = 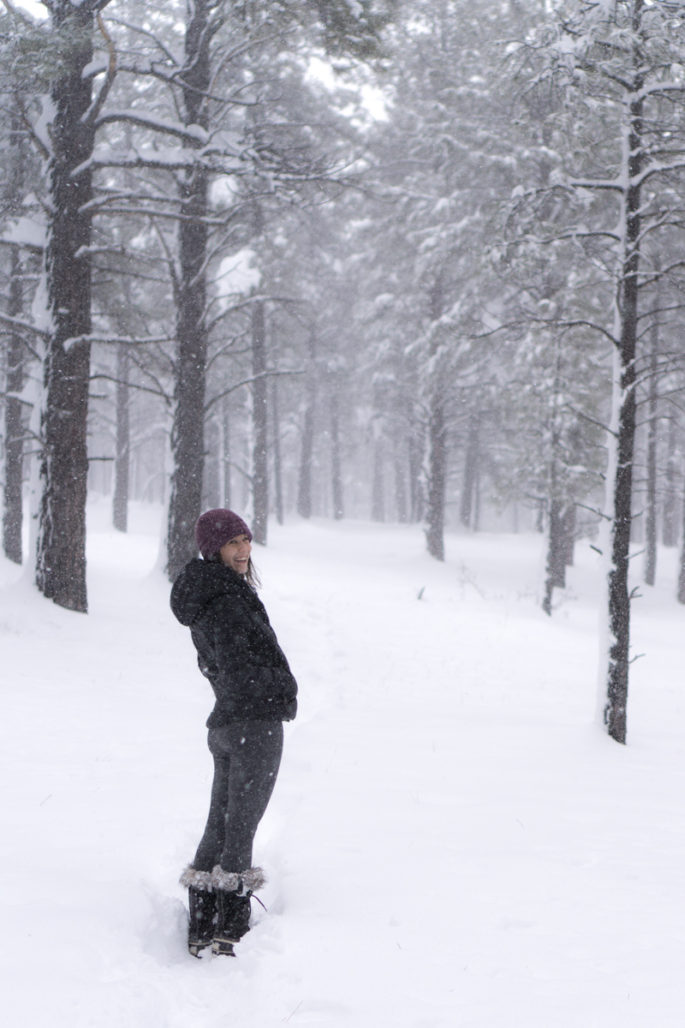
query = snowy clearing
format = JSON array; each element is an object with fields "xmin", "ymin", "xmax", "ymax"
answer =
[{"xmin": 1, "ymin": 502, "xmax": 684, "ymax": 1027}]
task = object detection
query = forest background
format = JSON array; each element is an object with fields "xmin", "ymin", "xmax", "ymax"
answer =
[{"xmin": 1, "ymin": 0, "xmax": 685, "ymax": 744}]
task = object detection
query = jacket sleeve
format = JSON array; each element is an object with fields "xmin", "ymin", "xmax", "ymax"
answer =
[{"xmin": 206, "ymin": 595, "xmax": 298, "ymax": 720}]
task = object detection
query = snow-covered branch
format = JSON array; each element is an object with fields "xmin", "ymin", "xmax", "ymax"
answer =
[
  {"xmin": 94, "ymin": 109, "xmax": 211, "ymax": 145},
  {"xmin": 82, "ymin": 13, "xmax": 117, "ymax": 130},
  {"xmin": 64, "ymin": 331, "xmax": 173, "ymax": 353},
  {"xmin": 0, "ymin": 309, "xmax": 47, "ymax": 340},
  {"xmin": 204, "ymin": 367, "xmax": 304, "ymax": 415}
]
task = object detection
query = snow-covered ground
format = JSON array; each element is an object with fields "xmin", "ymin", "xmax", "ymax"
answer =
[{"xmin": 2, "ymin": 501, "xmax": 684, "ymax": 1027}]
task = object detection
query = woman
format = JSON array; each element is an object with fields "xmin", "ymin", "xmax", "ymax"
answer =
[{"xmin": 170, "ymin": 509, "xmax": 298, "ymax": 957}]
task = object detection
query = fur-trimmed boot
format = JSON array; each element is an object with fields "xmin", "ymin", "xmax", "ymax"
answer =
[
  {"xmin": 210, "ymin": 866, "xmax": 266, "ymax": 956},
  {"xmin": 180, "ymin": 867, "xmax": 217, "ymax": 958}
]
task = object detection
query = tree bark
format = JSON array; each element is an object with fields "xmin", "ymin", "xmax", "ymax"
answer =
[
  {"xmin": 271, "ymin": 376, "xmax": 284, "ymax": 526},
  {"xmin": 330, "ymin": 386, "xmax": 344, "ymax": 520},
  {"xmin": 371, "ymin": 436, "xmax": 385, "ymax": 522},
  {"xmin": 166, "ymin": 0, "xmax": 212, "ymax": 579},
  {"xmin": 297, "ymin": 332, "xmax": 316, "ymax": 519},
  {"xmin": 3, "ymin": 248, "xmax": 25, "ymax": 564},
  {"xmin": 203, "ymin": 416, "xmax": 221, "ymax": 509},
  {"xmin": 112, "ymin": 344, "xmax": 130, "ymax": 532},
  {"xmin": 425, "ymin": 399, "xmax": 446, "ymax": 559},
  {"xmin": 460, "ymin": 411, "xmax": 480, "ymax": 529},
  {"xmin": 425, "ymin": 277, "xmax": 447, "ymax": 561},
  {"xmin": 2, "ymin": 100, "xmax": 28, "ymax": 565},
  {"xmin": 602, "ymin": 77, "xmax": 643, "ymax": 745},
  {"xmin": 35, "ymin": 1, "xmax": 105, "ymax": 611},
  {"xmin": 408, "ymin": 428, "xmax": 423, "ymax": 522},
  {"xmin": 662, "ymin": 413, "xmax": 678, "ymax": 547},
  {"xmin": 542, "ymin": 342, "xmax": 567, "ymax": 615},
  {"xmin": 542, "ymin": 494, "xmax": 566, "ymax": 616},
  {"xmin": 251, "ymin": 296, "xmax": 268, "ymax": 544},
  {"xmin": 677, "ymin": 462, "xmax": 685, "ymax": 604},
  {"xmin": 394, "ymin": 441, "xmax": 408, "ymax": 523},
  {"xmin": 562, "ymin": 503, "xmax": 576, "ymax": 569},
  {"xmin": 221, "ymin": 393, "xmax": 232, "ymax": 509},
  {"xmin": 643, "ymin": 309, "xmax": 659, "ymax": 585}
]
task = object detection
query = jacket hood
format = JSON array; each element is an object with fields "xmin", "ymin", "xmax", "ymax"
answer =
[{"xmin": 170, "ymin": 558, "xmax": 240, "ymax": 626}]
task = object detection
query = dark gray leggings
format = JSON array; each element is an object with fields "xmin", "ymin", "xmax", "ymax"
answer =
[{"xmin": 193, "ymin": 721, "xmax": 284, "ymax": 874}]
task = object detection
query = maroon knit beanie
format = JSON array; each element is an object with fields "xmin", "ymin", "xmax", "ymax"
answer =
[{"xmin": 194, "ymin": 509, "xmax": 252, "ymax": 559}]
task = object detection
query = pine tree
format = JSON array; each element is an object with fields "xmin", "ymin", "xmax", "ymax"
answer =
[
  {"xmin": 36, "ymin": 0, "xmax": 113, "ymax": 611},
  {"xmin": 516, "ymin": 0, "xmax": 685, "ymax": 741}
]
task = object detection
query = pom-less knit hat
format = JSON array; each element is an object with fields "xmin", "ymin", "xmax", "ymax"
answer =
[{"xmin": 195, "ymin": 508, "xmax": 252, "ymax": 559}]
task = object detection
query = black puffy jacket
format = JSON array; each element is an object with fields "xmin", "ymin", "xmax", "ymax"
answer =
[{"xmin": 170, "ymin": 558, "xmax": 298, "ymax": 726}]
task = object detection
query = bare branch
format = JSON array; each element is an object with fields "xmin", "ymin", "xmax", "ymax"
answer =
[
  {"xmin": 204, "ymin": 368, "xmax": 304, "ymax": 415},
  {"xmin": 82, "ymin": 12, "xmax": 118, "ymax": 130},
  {"xmin": 0, "ymin": 309, "xmax": 47, "ymax": 340}
]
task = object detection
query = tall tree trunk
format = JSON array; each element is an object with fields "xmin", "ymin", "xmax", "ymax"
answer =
[
  {"xmin": 221, "ymin": 393, "xmax": 231, "ymax": 509},
  {"xmin": 601, "ymin": 77, "xmax": 643, "ymax": 745},
  {"xmin": 36, "ymin": 1, "xmax": 103, "ymax": 611},
  {"xmin": 643, "ymin": 308, "xmax": 659, "ymax": 585},
  {"xmin": 394, "ymin": 440, "xmax": 408, "ymax": 523},
  {"xmin": 542, "ymin": 357, "xmax": 566, "ymax": 614},
  {"xmin": 425, "ymin": 276, "xmax": 447, "ymax": 561},
  {"xmin": 251, "ymin": 296, "xmax": 268, "ymax": 544},
  {"xmin": 542, "ymin": 494, "xmax": 566, "ymax": 616},
  {"xmin": 425, "ymin": 399, "xmax": 446, "ymax": 559},
  {"xmin": 460, "ymin": 410, "xmax": 480, "ymax": 529},
  {"xmin": 3, "ymin": 100, "xmax": 28, "ymax": 565},
  {"xmin": 562, "ymin": 503, "xmax": 576, "ymax": 568},
  {"xmin": 662, "ymin": 412, "xmax": 678, "ymax": 547},
  {"xmin": 271, "ymin": 376, "xmax": 284, "ymax": 526},
  {"xmin": 371, "ymin": 436, "xmax": 385, "ymax": 522},
  {"xmin": 3, "ymin": 248, "xmax": 25, "ymax": 564},
  {"xmin": 330, "ymin": 386, "xmax": 344, "ymax": 520},
  {"xmin": 166, "ymin": 0, "xmax": 212, "ymax": 579},
  {"xmin": 677, "ymin": 462, "xmax": 685, "ymax": 604},
  {"xmin": 408, "ymin": 428, "xmax": 423, "ymax": 522},
  {"xmin": 203, "ymin": 416, "xmax": 221, "ymax": 509},
  {"xmin": 297, "ymin": 332, "xmax": 316, "ymax": 519},
  {"xmin": 112, "ymin": 343, "xmax": 130, "ymax": 532}
]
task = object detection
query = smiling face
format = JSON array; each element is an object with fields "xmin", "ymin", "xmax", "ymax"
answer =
[{"xmin": 219, "ymin": 533, "xmax": 252, "ymax": 575}]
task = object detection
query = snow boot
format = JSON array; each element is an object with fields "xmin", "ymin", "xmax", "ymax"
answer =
[
  {"xmin": 180, "ymin": 867, "xmax": 216, "ymax": 958},
  {"xmin": 210, "ymin": 866, "xmax": 266, "ymax": 956}
]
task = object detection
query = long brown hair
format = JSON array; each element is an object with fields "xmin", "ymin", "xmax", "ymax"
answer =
[
  {"xmin": 244, "ymin": 557, "xmax": 261, "ymax": 590},
  {"xmin": 206, "ymin": 551, "xmax": 261, "ymax": 589}
]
